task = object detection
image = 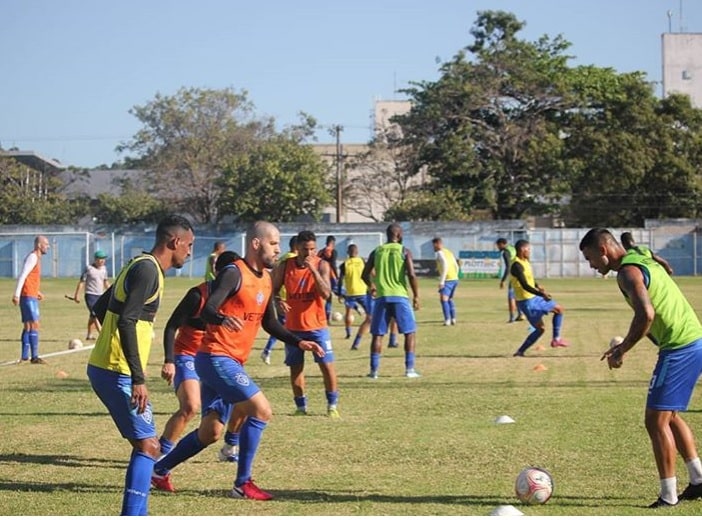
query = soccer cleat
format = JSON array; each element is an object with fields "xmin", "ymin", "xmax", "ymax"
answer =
[
  {"xmin": 218, "ymin": 444, "xmax": 239, "ymax": 462},
  {"xmin": 515, "ymin": 315, "xmax": 526, "ymax": 321},
  {"xmin": 450, "ymin": 318, "xmax": 457, "ymax": 325},
  {"xmin": 550, "ymin": 338, "xmax": 569, "ymax": 348},
  {"xmin": 513, "ymin": 351, "xmax": 525, "ymax": 357},
  {"xmin": 260, "ymin": 351, "xmax": 271, "ymax": 365},
  {"xmin": 679, "ymin": 482, "xmax": 702, "ymax": 501},
  {"xmin": 405, "ymin": 369, "xmax": 421, "ymax": 378},
  {"xmin": 327, "ymin": 407, "xmax": 341, "ymax": 419},
  {"xmin": 387, "ymin": 343, "xmax": 399, "ymax": 348},
  {"xmin": 350, "ymin": 345, "xmax": 358, "ymax": 350},
  {"xmin": 293, "ymin": 408, "xmax": 308, "ymax": 416},
  {"xmin": 229, "ymin": 479, "xmax": 273, "ymax": 501},
  {"xmin": 444, "ymin": 320, "xmax": 451, "ymax": 326},
  {"xmin": 648, "ymin": 497, "xmax": 676, "ymax": 508},
  {"xmin": 30, "ymin": 357, "xmax": 47, "ymax": 364},
  {"xmin": 151, "ymin": 472, "xmax": 176, "ymax": 492},
  {"xmin": 367, "ymin": 371, "xmax": 378, "ymax": 379}
]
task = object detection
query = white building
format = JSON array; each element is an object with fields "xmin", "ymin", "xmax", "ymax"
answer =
[{"xmin": 661, "ymin": 32, "xmax": 702, "ymax": 107}]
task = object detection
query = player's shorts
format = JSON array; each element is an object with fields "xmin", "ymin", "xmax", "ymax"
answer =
[
  {"xmin": 19, "ymin": 297, "xmax": 40, "ymax": 323},
  {"xmin": 344, "ymin": 294, "xmax": 371, "ymax": 314},
  {"xmin": 85, "ymin": 293, "xmax": 101, "ymax": 316},
  {"xmin": 516, "ymin": 296, "xmax": 558, "ymax": 326},
  {"xmin": 285, "ymin": 328, "xmax": 334, "ymax": 365},
  {"xmin": 647, "ymin": 339, "xmax": 702, "ymax": 411},
  {"xmin": 371, "ymin": 296, "xmax": 416, "ymax": 335},
  {"xmin": 439, "ymin": 279, "xmax": 458, "ymax": 299},
  {"xmin": 195, "ymin": 352, "xmax": 261, "ymax": 424},
  {"xmin": 173, "ymin": 354, "xmax": 199, "ymax": 391},
  {"xmin": 87, "ymin": 364, "xmax": 156, "ymax": 440},
  {"xmin": 508, "ymin": 286, "xmax": 516, "ymax": 300}
]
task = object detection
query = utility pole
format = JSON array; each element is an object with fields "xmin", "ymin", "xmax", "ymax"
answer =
[{"xmin": 334, "ymin": 124, "xmax": 344, "ymax": 223}]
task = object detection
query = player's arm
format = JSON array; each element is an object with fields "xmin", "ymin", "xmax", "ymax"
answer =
[
  {"xmin": 652, "ymin": 253, "xmax": 674, "ymax": 275},
  {"xmin": 361, "ymin": 250, "xmax": 376, "ymax": 294},
  {"xmin": 602, "ymin": 265, "xmax": 655, "ymax": 368},
  {"xmin": 500, "ymin": 250, "xmax": 511, "ymax": 286},
  {"xmin": 12, "ymin": 253, "xmax": 38, "ymax": 302},
  {"xmin": 262, "ymin": 298, "xmax": 325, "ymax": 356},
  {"xmin": 329, "ymin": 249, "xmax": 339, "ymax": 279},
  {"xmin": 117, "ymin": 261, "xmax": 160, "ymax": 386},
  {"xmin": 270, "ymin": 260, "xmax": 290, "ymax": 314},
  {"xmin": 201, "ymin": 265, "xmax": 241, "ymax": 326},
  {"xmin": 73, "ymin": 270, "xmax": 87, "ymax": 303},
  {"xmin": 436, "ymin": 251, "xmax": 447, "ymax": 287},
  {"xmin": 509, "ymin": 262, "xmax": 546, "ymax": 298},
  {"xmin": 404, "ymin": 247, "xmax": 420, "ymax": 310},
  {"xmin": 337, "ymin": 262, "xmax": 345, "ymax": 296},
  {"xmin": 308, "ymin": 257, "xmax": 331, "ymax": 299}
]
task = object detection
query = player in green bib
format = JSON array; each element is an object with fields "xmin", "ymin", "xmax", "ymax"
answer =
[
  {"xmin": 580, "ymin": 228, "xmax": 702, "ymax": 508},
  {"xmin": 620, "ymin": 231, "xmax": 674, "ymax": 275}
]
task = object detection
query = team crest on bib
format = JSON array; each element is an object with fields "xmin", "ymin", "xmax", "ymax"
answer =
[
  {"xmin": 256, "ymin": 291, "xmax": 264, "ymax": 306},
  {"xmin": 185, "ymin": 360, "xmax": 195, "ymax": 371},
  {"xmin": 235, "ymin": 373, "xmax": 250, "ymax": 386}
]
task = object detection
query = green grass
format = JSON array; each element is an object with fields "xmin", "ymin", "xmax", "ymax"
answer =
[{"xmin": 2, "ymin": 275, "xmax": 702, "ymax": 515}]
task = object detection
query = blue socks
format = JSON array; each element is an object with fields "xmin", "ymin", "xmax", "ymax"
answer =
[
  {"xmin": 158, "ymin": 437, "xmax": 174, "ymax": 457},
  {"xmin": 370, "ymin": 352, "xmax": 381, "ymax": 373},
  {"xmin": 325, "ymin": 390, "xmax": 339, "ymax": 407},
  {"xmin": 28, "ymin": 330, "xmax": 39, "ymax": 359},
  {"xmin": 224, "ymin": 431, "xmax": 240, "ymax": 447},
  {"xmin": 553, "ymin": 313, "xmax": 563, "ymax": 339},
  {"xmin": 449, "ymin": 300, "xmax": 456, "ymax": 320},
  {"xmin": 20, "ymin": 330, "xmax": 30, "ymax": 360},
  {"xmin": 262, "ymin": 336, "xmax": 276, "ymax": 355},
  {"xmin": 236, "ymin": 417, "xmax": 267, "ymax": 486},
  {"xmin": 154, "ymin": 429, "xmax": 205, "ymax": 475},
  {"xmin": 441, "ymin": 300, "xmax": 450, "ymax": 321},
  {"xmin": 121, "ymin": 450, "xmax": 154, "ymax": 516},
  {"xmin": 516, "ymin": 328, "xmax": 544, "ymax": 355},
  {"xmin": 351, "ymin": 334, "xmax": 362, "ymax": 349},
  {"xmin": 405, "ymin": 352, "xmax": 416, "ymax": 371},
  {"xmin": 388, "ymin": 333, "xmax": 398, "ymax": 347},
  {"xmin": 294, "ymin": 395, "xmax": 307, "ymax": 411}
]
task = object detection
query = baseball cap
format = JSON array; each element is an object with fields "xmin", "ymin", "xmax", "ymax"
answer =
[{"xmin": 94, "ymin": 250, "xmax": 108, "ymax": 259}]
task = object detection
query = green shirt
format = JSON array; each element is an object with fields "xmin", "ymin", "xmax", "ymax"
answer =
[
  {"xmin": 373, "ymin": 242, "xmax": 409, "ymax": 298},
  {"xmin": 621, "ymin": 251, "xmax": 702, "ymax": 350}
]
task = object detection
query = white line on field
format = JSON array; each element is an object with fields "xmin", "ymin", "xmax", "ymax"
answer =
[{"xmin": 0, "ymin": 344, "xmax": 95, "ymax": 366}]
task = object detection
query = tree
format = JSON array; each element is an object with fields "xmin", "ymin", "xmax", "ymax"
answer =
[
  {"xmin": 218, "ymin": 136, "xmax": 330, "ymax": 222},
  {"xmin": 93, "ymin": 178, "xmax": 168, "ymax": 226},
  {"xmin": 117, "ymin": 86, "xmax": 275, "ymax": 223},
  {"xmin": 0, "ymin": 157, "xmax": 86, "ymax": 224},
  {"xmin": 396, "ymin": 10, "xmax": 575, "ymax": 220}
]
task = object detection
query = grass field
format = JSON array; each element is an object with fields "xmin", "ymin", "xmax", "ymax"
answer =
[{"xmin": 2, "ymin": 275, "xmax": 702, "ymax": 516}]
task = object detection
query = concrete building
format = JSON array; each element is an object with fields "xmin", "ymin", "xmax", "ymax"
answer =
[{"xmin": 662, "ymin": 32, "xmax": 702, "ymax": 107}]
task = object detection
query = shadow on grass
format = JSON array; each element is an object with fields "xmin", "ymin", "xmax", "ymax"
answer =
[
  {"xmin": 0, "ymin": 452, "xmax": 124, "ymax": 469},
  {"xmin": 0, "ymin": 478, "xmax": 120, "ymax": 494}
]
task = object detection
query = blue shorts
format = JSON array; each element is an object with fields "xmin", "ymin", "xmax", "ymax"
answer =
[
  {"xmin": 87, "ymin": 364, "xmax": 156, "ymax": 440},
  {"xmin": 508, "ymin": 286, "xmax": 515, "ymax": 300},
  {"xmin": 173, "ymin": 354, "xmax": 199, "ymax": 391},
  {"xmin": 647, "ymin": 339, "xmax": 702, "ymax": 411},
  {"xmin": 516, "ymin": 296, "xmax": 558, "ymax": 326},
  {"xmin": 439, "ymin": 280, "xmax": 458, "ymax": 299},
  {"xmin": 371, "ymin": 297, "xmax": 416, "ymax": 335},
  {"xmin": 19, "ymin": 297, "xmax": 40, "ymax": 323},
  {"xmin": 344, "ymin": 294, "xmax": 371, "ymax": 314},
  {"xmin": 285, "ymin": 328, "xmax": 334, "ymax": 365},
  {"xmin": 195, "ymin": 352, "xmax": 261, "ymax": 424},
  {"xmin": 85, "ymin": 293, "xmax": 101, "ymax": 317}
]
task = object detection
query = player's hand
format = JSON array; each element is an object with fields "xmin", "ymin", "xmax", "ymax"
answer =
[
  {"xmin": 277, "ymin": 300, "xmax": 291, "ymax": 314},
  {"xmin": 299, "ymin": 340, "xmax": 325, "ymax": 357},
  {"xmin": 131, "ymin": 384, "xmax": 149, "ymax": 414},
  {"xmin": 161, "ymin": 362, "xmax": 175, "ymax": 386},
  {"xmin": 499, "ymin": 281, "xmax": 505, "ymax": 289},
  {"xmin": 11, "ymin": 296, "xmax": 18, "ymax": 306},
  {"xmin": 303, "ymin": 254, "xmax": 317, "ymax": 271},
  {"xmin": 37, "ymin": 292, "xmax": 44, "ymax": 301},
  {"xmin": 74, "ymin": 296, "xmax": 80, "ymax": 304},
  {"xmin": 413, "ymin": 296, "xmax": 420, "ymax": 311},
  {"xmin": 438, "ymin": 284, "xmax": 444, "ymax": 291},
  {"xmin": 601, "ymin": 345, "xmax": 624, "ymax": 370},
  {"xmin": 222, "ymin": 315, "xmax": 244, "ymax": 332}
]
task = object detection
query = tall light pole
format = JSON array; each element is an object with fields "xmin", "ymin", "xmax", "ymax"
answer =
[{"xmin": 333, "ymin": 124, "xmax": 344, "ymax": 223}]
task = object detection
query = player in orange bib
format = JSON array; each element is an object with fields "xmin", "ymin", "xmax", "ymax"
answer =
[
  {"xmin": 272, "ymin": 230, "xmax": 340, "ymax": 418},
  {"xmin": 152, "ymin": 221, "xmax": 323, "ymax": 501}
]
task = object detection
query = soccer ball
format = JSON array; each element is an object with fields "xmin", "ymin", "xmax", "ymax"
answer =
[
  {"xmin": 331, "ymin": 311, "xmax": 343, "ymax": 322},
  {"xmin": 68, "ymin": 338, "xmax": 83, "ymax": 350},
  {"xmin": 515, "ymin": 467, "xmax": 553, "ymax": 505}
]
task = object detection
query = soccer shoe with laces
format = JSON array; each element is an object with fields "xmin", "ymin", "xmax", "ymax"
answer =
[
  {"xmin": 260, "ymin": 351, "xmax": 271, "ymax": 365},
  {"xmin": 648, "ymin": 496, "xmax": 676, "ymax": 508},
  {"xmin": 327, "ymin": 407, "xmax": 341, "ymax": 419},
  {"xmin": 550, "ymin": 338, "xmax": 569, "ymax": 348},
  {"xmin": 218, "ymin": 444, "xmax": 239, "ymax": 462},
  {"xmin": 679, "ymin": 482, "xmax": 702, "ymax": 501},
  {"xmin": 367, "ymin": 371, "xmax": 378, "ymax": 379},
  {"xmin": 229, "ymin": 479, "xmax": 273, "ymax": 501},
  {"xmin": 405, "ymin": 368, "xmax": 421, "ymax": 378},
  {"xmin": 30, "ymin": 357, "xmax": 47, "ymax": 364},
  {"xmin": 151, "ymin": 472, "xmax": 175, "ymax": 492}
]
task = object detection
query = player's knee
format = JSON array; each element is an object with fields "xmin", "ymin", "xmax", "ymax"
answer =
[
  {"xmin": 139, "ymin": 437, "xmax": 161, "ymax": 458},
  {"xmin": 180, "ymin": 404, "xmax": 199, "ymax": 421}
]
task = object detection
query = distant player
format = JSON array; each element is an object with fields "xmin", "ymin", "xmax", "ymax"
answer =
[
  {"xmin": 496, "ymin": 238, "xmax": 524, "ymax": 323},
  {"xmin": 205, "ymin": 241, "xmax": 226, "ymax": 281},
  {"xmin": 73, "ymin": 250, "xmax": 111, "ymax": 340},
  {"xmin": 12, "ymin": 235, "xmax": 50, "ymax": 364},
  {"xmin": 318, "ymin": 235, "xmax": 338, "ymax": 320},
  {"xmin": 510, "ymin": 239, "xmax": 568, "ymax": 356},
  {"xmin": 620, "ymin": 232, "xmax": 673, "ymax": 275},
  {"xmin": 432, "ymin": 237, "xmax": 459, "ymax": 326},
  {"xmin": 337, "ymin": 243, "xmax": 371, "ymax": 347}
]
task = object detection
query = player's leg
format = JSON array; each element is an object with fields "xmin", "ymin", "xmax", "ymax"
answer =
[
  {"xmin": 159, "ymin": 355, "xmax": 200, "ymax": 457},
  {"xmin": 394, "ymin": 300, "xmax": 420, "ymax": 377},
  {"xmin": 513, "ymin": 301, "xmax": 544, "ymax": 356},
  {"xmin": 547, "ymin": 301, "xmax": 568, "ymax": 347},
  {"xmin": 343, "ymin": 298, "xmax": 354, "ymax": 339},
  {"xmin": 308, "ymin": 329, "xmax": 339, "ymax": 417},
  {"xmin": 448, "ymin": 281, "xmax": 458, "ymax": 324},
  {"xmin": 20, "ymin": 297, "xmax": 43, "ymax": 363},
  {"xmin": 219, "ymin": 404, "xmax": 246, "ymax": 462},
  {"xmin": 285, "ymin": 341, "xmax": 307, "ymax": 414},
  {"xmin": 369, "ymin": 300, "xmax": 389, "ymax": 377},
  {"xmin": 351, "ymin": 295, "xmax": 373, "ymax": 350}
]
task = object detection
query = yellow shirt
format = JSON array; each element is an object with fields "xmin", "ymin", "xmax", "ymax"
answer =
[{"xmin": 509, "ymin": 256, "xmax": 536, "ymax": 301}]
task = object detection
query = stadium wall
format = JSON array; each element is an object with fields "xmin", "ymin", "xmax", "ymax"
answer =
[{"xmin": 0, "ymin": 220, "xmax": 700, "ymax": 280}]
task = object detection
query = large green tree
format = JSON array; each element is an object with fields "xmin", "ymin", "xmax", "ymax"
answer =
[
  {"xmin": 396, "ymin": 10, "xmax": 574, "ymax": 219},
  {"xmin": 218, "ymin": 136, "xmax": 330, "ymax": 222},
  {"xmin": 117, "ymin": 86, "xmax": 275, "ymax": 224}
]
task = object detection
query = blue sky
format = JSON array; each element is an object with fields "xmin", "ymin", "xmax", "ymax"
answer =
[{"xmin": 2, "ymin": 0, "xmax": 700, "ymax": 168}]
